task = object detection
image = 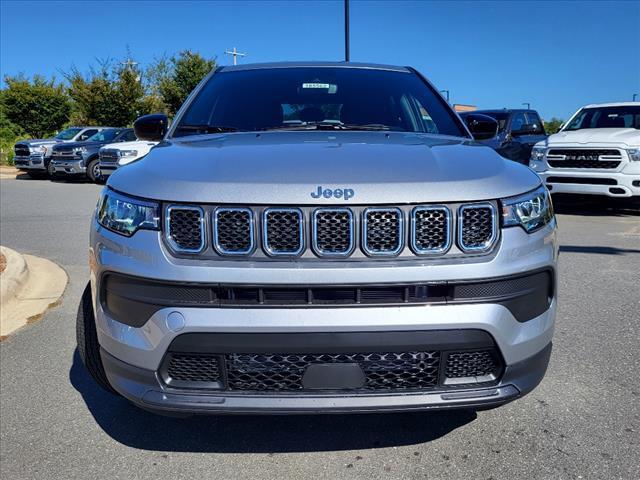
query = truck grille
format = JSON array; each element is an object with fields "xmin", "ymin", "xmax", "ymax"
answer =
[
  {"xmin": 363, "ymin": 208, "xmax": 403, "ymax": 255},
  {"xmin": 14, "ymin": 145, "xmax": 30, "ymax": 157},
  {"xmin": 99, "ymin": 149, "xmax": 120, "ymax": 164},
  {"xmin": 161, "ymin": 348, "xmax": 502, "ymax": 392},
  {"xmin": 165, "ymin": 202, "xmax": 498, "ymax": 259},
  {"xmin": 458, "ymin": 204, "xmax": 497, "ymax": 252},
  {"xmin": 547, "ymin": 149, "xmax": 622, "ymax": 169},
  {"xmin": 166, "ymin": 206, "xmax": 205, "ymax": 252}
]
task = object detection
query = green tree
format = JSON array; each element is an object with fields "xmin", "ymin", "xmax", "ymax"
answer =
[
  {"xmin": 0, "ymin": 92, "xmax": 25, "ymax": 164},
  {"xmin": 543, "ymin": 117, "xmax": 564, "ymax": 134},
  {"xmin": 149, "ymin": 50, "xmax": 215, "ymax": 116},
  {"xmin": 1, "ymin": 75, "xmax": 70, "ymax": 138},
  {"xmin": 67, "ymin": 57, "xmax": 150, "ymax": 126}
]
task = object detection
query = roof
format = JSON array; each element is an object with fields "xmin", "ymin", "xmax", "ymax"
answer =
[
  {"xmin": 471, "ymin": 109, "xmax": 537, "ymax": 114},
  {"xmin": 218, "ymin": 61, "xmax": 411, "ymax": 73},
  {"xmin": 581, "ymin": 102, "xmax": 640, "ymax": 108}
]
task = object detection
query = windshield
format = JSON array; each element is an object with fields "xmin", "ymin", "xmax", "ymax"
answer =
[
  {"xmin": 87, "ymin": 129, "xmax": 122, "ymax": 142},
  {"xmin": 55, "ymin": 127, "xmax": 82, "ymax": 140},
  {"xmin": 564, "ymin": 106, "xmax": 640, "ymax": 131},
  {"xmin": 173, "ymin": 67, "xmax": 466, "ymax": 137}
]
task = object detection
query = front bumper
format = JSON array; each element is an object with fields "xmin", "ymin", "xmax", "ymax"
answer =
[
  {"xmin": 536, "ymin": 166, "xmax": 640, "ymax": 198},
  {"xmin": 98, "ymin": 163, "xmax": 118, "ymax": 177},
  {"xmin": 13, "ymin": 155, "xmax": 46, "ymax": 171},
  {"xmin": 92, "ymin": 220, "xmax": 557, "ymax": 414},
  {"xmin": 51, "ymin": 158, "xmax": 86, "ymax": 175}
]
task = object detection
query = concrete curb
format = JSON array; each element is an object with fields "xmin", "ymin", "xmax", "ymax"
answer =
[
  {"xmin": 0, "ymin": 249, "xmax": 68, "ymax": 338},
  {"xmin": 0, "ymin": 246, "xmax": 29, "ymax": 303},
  {"xmin": 0, "ymin": 166, "xmax": 20, "ymax": 179}
]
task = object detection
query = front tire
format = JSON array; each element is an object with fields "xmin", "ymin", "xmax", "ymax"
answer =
[
  {"xmin": 86, "ymin": 158, "xmax": 100, "ymax": 183},
  {"xmin": 76, "ymin": 283, "xmax": 118, "ymax": 395}
]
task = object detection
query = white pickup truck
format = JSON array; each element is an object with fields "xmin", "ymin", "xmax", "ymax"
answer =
[
  {"xmin": 98, "ymin": 140, "xmax": 158, "ymax": 179},
  {"xmin": 529, "ymin": 102, "xmax": 639, "ymax": 200}
]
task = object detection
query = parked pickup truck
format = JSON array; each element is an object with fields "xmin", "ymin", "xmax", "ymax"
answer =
[
  {"xmin": 78, "ymin": 62, "xmax": 557, "ymax": 416},
  {"xmin": 13, "ymin": 126, "xmax": 106, "ymax": 178},
  {"xmin": 460, "ymin": 109, "xmax": 547, "ymax": 164},
  {"xmin": 530, "ymin": 102, "xmax": 640, "ymax": 200},
  {"xmin": 50, "ymin": 128, "xmax": 137, "ymax": 182},
  {"xmin": 98, "ymin": 139, "xmax": 158, "ymax": 180}
]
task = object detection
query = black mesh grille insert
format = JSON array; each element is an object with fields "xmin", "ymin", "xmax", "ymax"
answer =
[
  {"xmin": 14, "ymin": 145, "xmax": 30, "ymax": 156},
  {"xmin": 547, "ymin": 149, "xmax": 620, "ymax": 157},
  {"xmin": 313, "ymin": 209, "xmax": 352, "ymax": 254},
  {"xmin": 263, "ymin": 209, "xmax": 303, "ymax": 255},
  {"xmin": 412, "ymin": 207, "xmax": 449, "ymax": 253},
  {"xmin": 445, "ymin": 351, "xmax": 497, "ymax": 378},
  {"xmin": 364, "ymin": 208, "xmax": 402, "ymax": 254},
  {"xmin": 168, "ymin": 207, "xmax": 203, "ymax": 251},
  {"xmin": 225, "ymin": 351, "xmax": 441, "ymax": 391},
  {"xmin": 459, "ymin": 205, "xmax": 495, "ymax": 251},
  {"xmin": 166, "ymin": 354, "xmax": 221, "ymax": 383},
  {"xmin": 214, "ymin": 208, "xmax": 253, "ymax": 254},
  {"xmin": 548, "ymin": 159, "xmax": 620, "ymax": 169}
]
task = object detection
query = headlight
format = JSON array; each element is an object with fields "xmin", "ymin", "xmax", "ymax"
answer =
[
  {"xmin": 96, "ymin": 189, "xmax": 160, "ymax": 237},
  {"xmin": 119, "ymin": 150, "xmax": 138, "ymax": 158},
  {"xmin": 501, "ymin": 186, "xmax": 554, "ymax": 233},
  {"xmin": 30, "ymin": 145, "xmax": 46, "ymax": 154},
  {"xmin": 530, "ymin": 147, "xmax": 546, "ymax": 163},
  {"xmin": 627, "ymin": 148, "xmax": 640, "ymax": 161}
]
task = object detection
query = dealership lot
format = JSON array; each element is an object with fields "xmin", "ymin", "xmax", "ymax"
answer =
[{"xmin": 0, "ymin": 178, "xmax": 638, "ymax": 480}]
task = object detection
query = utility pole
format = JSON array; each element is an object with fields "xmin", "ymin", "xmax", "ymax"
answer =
[
  {"xmin": 344, "ymin": 0, "xmax": 350, "ymax": 62},
  {"xmin": 225, "ymin": 47, "xmax": 247, "ymax": 66},
  {"xmin": 522, "ymin": 102, "xmax": 531, "ymax": 110},
  {"xmin": 440, "ymin": 90, "xmax": 450, "ymax": 102}
]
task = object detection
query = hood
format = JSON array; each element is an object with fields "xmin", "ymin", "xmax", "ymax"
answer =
[
  {"xmin": 53, "ymin": 140, "xmax": 103, "ymax": 151},
  {"xmin": 544, "ymin": 128, "xmax": 640, "ymax": 148},
  {"xmin": 101, "ymin": 140, "xmax": 158, "ymax": 151},
  {"xmin": 108, "ymin": 131, "xmax": 541, "ymax": 204},
  {"xmin": 16, "ymin": 138, "xmax": 58, "ymax": 147}
]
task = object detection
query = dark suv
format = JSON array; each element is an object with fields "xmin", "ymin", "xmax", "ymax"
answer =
[
  {"xmin": 50, "ymin": 128, "xmax": 137, "ymax": 182},
  {"xmin": 460, "ymin": 109, "xmax": 547, "ymax": 164}
]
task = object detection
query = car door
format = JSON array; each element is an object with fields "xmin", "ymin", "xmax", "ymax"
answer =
[{"xmin": 522, "ymin": 111, "xmax": 547, "ymax": 158}]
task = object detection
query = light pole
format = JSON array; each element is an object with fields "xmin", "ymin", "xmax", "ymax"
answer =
[
  {"xmin": 440, "ymin": 90, "xmax": 450, "ymax": 102},
  {"xmin": 633, "ymin": 93, "xmax": 639, "ymax": 102},
  {"xmin": 344, "ymin": 0, "xmax": 350, "ymax": 62},
  {"xmin": 522, "ymin": 102, "xmax": 531, "ymax": 110}
]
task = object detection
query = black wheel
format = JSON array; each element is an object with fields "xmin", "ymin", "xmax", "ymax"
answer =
[
  {"xmin": 76, "ymin": 283, "xmax": 118, "ymax": 395},
  {"xmin": 86, "ymin": 158, "xmax": 100, "ymax": 182}
]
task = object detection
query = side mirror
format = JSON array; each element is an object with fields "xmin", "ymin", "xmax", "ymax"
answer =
[
  {"xmin": 464, "ymin": 113, "xmax": 498, "ymax": 140},
  {"xmin": 134, "ymin": 114, "xmax": 169, "ymax": 141}
]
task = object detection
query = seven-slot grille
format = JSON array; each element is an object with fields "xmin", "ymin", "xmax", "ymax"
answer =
[
  {"xmin": 363, "ymin": 208, "xmax": 403, "ymax": 255},
  {"xmin": 263, "ymin": 208, "xmax": 304, "ymax": 256},
  {"xmin": 165, "ymin": 204, "xmax": 499, "ymax": 257},
  {"xmin": 411, "ymin": 206, "xmax": 451, "ymax": 254},
  {"xmin": 312, "ymin": 208, "xmax": 353, "ymax": 255},
  {"xmin": 213, "ymin": 208, "xmax": 254, "ymax": 255},
  {"xmin": 166, "ymin": 206, "xmax": 205, "ymax": 252},
  {"xmin": 547, "ymin": 148, "xmax": 622, "ymax": 169}
]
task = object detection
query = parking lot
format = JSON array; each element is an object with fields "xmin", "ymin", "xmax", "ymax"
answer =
[{"xmin": 0, "ymin": 176, "xmax": 637, "ymax": 479}]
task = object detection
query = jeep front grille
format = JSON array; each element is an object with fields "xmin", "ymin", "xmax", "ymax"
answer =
[
  {"xmin": 312, "ymin": 208, "xmax": 353, "ymax": 256},
  {"xmin": 263, "ymin": 208, "xmax": 304, "ymax": 256},
  {"xmin": 411, "ymin": 206, "xmax": 451, "ymax": 254},
  {"xmin": 213, "ymin": 208, "xmax": 254, "ymax": 255},
  {"xmin": 161, "ymin": 348, "xmax": 502, "ymax": 392},
  {"xmin": 165, "ymin": 206, "xmax": 205, "ymax": 252},
  {"xmin": 458, "ymin": 204, "xmax": 497, "ymax": 252},
  {"xmin": 164, "ymin": 202, "xmax": 499, "ymax": 258},
  {"xmin": 363, "ymin": 208, "xmax": 403, "ymax": 256}
]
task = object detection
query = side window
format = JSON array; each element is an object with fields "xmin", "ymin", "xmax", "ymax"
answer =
[
  {"xmin": 525, "ymin": 112, "xmax": 544, "ymax": 134},
  {"xmin": 122, "ymin": 131, "xmax": 137, "ymax": 142},
  {"xmin": 510, "ymin": 113, "xmax": 527, "ymax": 132},
  {"xmin": 407, "ymin": 96, "xmax": 439, "ymax": 134},
  {"xmin": 78, "ymin": 129, "xmax": 97, "ymax": 141}
]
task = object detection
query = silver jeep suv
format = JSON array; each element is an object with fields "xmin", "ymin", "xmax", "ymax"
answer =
[{"xmin": 78, "ymin": 62, "xmax": 557, "ymax": 415}]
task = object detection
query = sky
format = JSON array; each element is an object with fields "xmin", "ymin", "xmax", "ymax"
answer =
[{"xmin": 1, "ymin": 0, "xmax": 639, "ymax": 120}]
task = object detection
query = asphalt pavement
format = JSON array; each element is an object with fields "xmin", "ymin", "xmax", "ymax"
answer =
[{"xmin": 1, "ymin": 177, "xmax": 638, "ymax": 480}]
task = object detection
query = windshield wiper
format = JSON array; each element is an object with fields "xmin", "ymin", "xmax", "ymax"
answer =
[
  {"xmin": 260, "ymin": 122, "xmax": 395, "ymax": 132},
  {"xmin": 175, "ymin": 125, "xmax": 238, "ymax": 135}
]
